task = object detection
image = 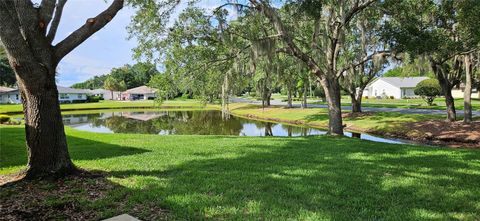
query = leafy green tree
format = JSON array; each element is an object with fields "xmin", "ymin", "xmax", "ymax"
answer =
[
  {"xmin": 104, "ymin": 76, "xmax": 126, "ymax": 100},
  {"xmin": 414, "ymin": 79, "xmax": 442, "ymax": 106},
  {"xmin": 340, "ymin": 7, "xmax": 390, "ymax": 113},
  {"xmin": 383, "ymin": 56, "xmax": 434, "ymax": 78},
  {"xmin": 130, "ymin": 6, "xmax": 251, "ymax": 110},
  {"xmin": 0, "ymin": 44, "xmax": 16, "ymax": 87},
  {"xmin": 72, "ymin": 62, "xmax": 159, "ymax": 89},
  {"xmin": 148, "ymin": 74, "xmax": 177, "ymax": 104},
  {"xmin": 252, "ymin": 0, "xmax": 380, "ymax": 135},
  {"xmin": 382, "ymin": 0, "xmax": 480, "ymax": 121},
  {"xmin": 71, "ymin": 75, "xmax": 108, "ymax": 89}
]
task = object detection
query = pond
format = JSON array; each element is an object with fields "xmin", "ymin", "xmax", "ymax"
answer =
[{"xmin": 62, "ymin": 110, "xmax": 409, "ymax": 145}]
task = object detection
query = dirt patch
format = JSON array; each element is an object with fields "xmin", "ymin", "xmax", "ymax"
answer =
[
  {"xmin": 0, "ymin": 172, "xmax": 169, "ymax": 221},
  {"xmin": 391, "ymin": 120, "xmax": 480, "ymax": 148}
]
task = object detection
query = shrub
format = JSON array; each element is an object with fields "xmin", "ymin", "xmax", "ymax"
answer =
[
  {"xmin": 414, "ymin": 79, "xmax": 442, "ymax": 106},
  {"xmin": 314, "ymin": 87, "xmax": 325, "ymax": 98},
  {"xmin": 389, "ymin": 96, "xmax": 395, "ymax": 99},
  {"xmin": 364, "ymin": 96, "xmax": 369, "ymax": 99},
  {"xmin": 0, "ymin": 115, "xmax": 11, "ymax": 124},
  {"xmin": 87, "ymin": 95, "xmax": 101, "ymax": 103}
]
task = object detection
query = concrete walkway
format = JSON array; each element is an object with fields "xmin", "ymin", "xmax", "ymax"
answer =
[{"xmin": 231, "ymin": 97, "xmax": 480, "ymax": 116}]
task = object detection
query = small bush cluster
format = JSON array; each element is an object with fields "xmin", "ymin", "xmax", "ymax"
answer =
[
  {"xmin": 87, "ymin": 95, "xmax": 101, "ymax": 103},
  {"xmin": 414, "ymin": 79, "xmax": 442, "ymax": 106},
  {"xmin": 0, "ymin": 115, "xmax": 10, "ymax": 124}
]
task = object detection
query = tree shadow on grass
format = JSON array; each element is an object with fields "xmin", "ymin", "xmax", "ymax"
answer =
[
  {"xmin": 302, "ymin": 113, "xmax": 330, "ymax": 123},
  {"xmin": 0, "ymin": 127, "xmax": 150, "ymax": 169},
  {"xmin": 104, "ymin": 137, "xmax": 480, "ymax": 220},
  {"xmin": 2, "ymin": 130, "xmax": 480, "ymax": 220}
]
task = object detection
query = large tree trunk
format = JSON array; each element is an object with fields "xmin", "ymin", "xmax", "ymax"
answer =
[
  {"xmin": 432, "ymin": 63, "xmax": 456, "ymax": 121},
  {"xmin": 443, "ymin": 88, "xmax": 457, "ymax": 122},
  {"xmin": 18, "ymin": 66, "xmax": 75, "ymax": 179},
  {"xmin": 320, "ymin": 76, "xmax": 344, "ymax": 135},
  {"xmin": 464, "ymin": 55, "xmax": 473, "ymax": 123},
  {"xmin": 266, "ymin": 91, "xmax": 271, "ymax": 106},
  {"xmin": 301, "ymin": 83, "xmax": 307, "ymax": 109},
  {"xmin": 351, "ymin": 95, "xmax": 362, "ymax": 113},
  {"xmin": 287, "ymin": 85, "xmax": 293, "ymax": 108},
  {"xmin": 0, "ymin": 0, "xmax": 124, "ymax": 180},
  {"xmin": 351, "ymin": 89, "xmax": 364, "ymax": 113}
]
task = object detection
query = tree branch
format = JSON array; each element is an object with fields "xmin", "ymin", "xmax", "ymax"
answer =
[
  {"xmin": 53, "ymin": 0, "xmax": 123, "ymax": 61},
  {"xmin": 39, "ymin": 0, "xmax": 57, "ymax": 31},
  {"xmin": 46, "ymin": 0, "xmax": 67, "ymax": 43},
  {"xmin": 250, "ymin": 0, "xmax": 324, "ymax": 77},
  {"xmin": 338, "ymin": 50, "xmax": 390, "ymax": 76},
  {"xmin": 342, "ymin": 0, "xmax": 376, "ymax": 26}
]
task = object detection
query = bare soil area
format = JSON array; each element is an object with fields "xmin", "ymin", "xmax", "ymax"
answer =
[{"xmin": 400, "ymin": 120, "xmax": 480, "ymax": 148}]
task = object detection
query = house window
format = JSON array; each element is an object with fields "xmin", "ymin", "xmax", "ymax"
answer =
[
  {"xmin": 60, "ymin": 94, "xmax": 69, "ymax": 99},
  {"xmin": 16, "ymin": 94, "xmax": 19, "ymax": 100},
  {"xmin": 77, "ymin": 94, "xmax": 83, "ymax": 99}
]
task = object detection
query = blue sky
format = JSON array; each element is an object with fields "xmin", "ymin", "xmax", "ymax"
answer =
[
  {"xmin": 55, "ymin": 0, "xmax": 235, "ymax": 87},
  {"xmin": 55, "ymin": 1, "xmax": 137, "ymax": 86},
  {"xmin": 55, "ymin": 1, "xmax": 393, "ymax": 87}
]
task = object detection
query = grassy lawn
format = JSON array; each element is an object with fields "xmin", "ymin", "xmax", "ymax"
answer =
[
  {"xmin": 312, "ymin": 97, "xmax": 480, "ymax": 111},
  {"xmin": 1, "ymin": 125, "xmax": 480, "ymax": 220},
  {"xmin": 228, "ymin": 103, "xmax": 443, "ymax": 134},
  {"xmin": 245, "ymin": 93, "xmax": 480, "ymax": 111},
  {"xmin": 0, "ymin": 99, "xmax": 208, "ymax": 114}
]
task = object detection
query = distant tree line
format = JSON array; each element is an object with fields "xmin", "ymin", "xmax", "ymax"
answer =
[
  {"xmin": 0, "ymin": 44, "xmax": 16, "ymax": 87},
  {"xmin": 71, "ymin": 62, "xmax": 160, "ymax": 90}
]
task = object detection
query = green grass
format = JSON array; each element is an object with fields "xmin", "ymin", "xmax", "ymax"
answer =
[
  {"xmin": 229, "ymin": 103, "xmax": 443, "ymax": 134},
  {"xmin": 312, "ymin": 96, "xmax": 480, "ymax": 111},
  {"xmin": 246, "ymin": 93, "xmax": 480, "ymax": 110},
  {"xmin": 0, "ymin": 99, "xmax": 208, "ymax": 114},
  {"xmin": 2, "ymin": 125, "xmax": 480, "ymax": 220}
]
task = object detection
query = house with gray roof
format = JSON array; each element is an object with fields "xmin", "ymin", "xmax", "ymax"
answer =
[
  {"xmin": 121, "ymin": 86, "xmax": 157, "ymax": 100},
  {"xmin": 363, "ymin": 77, "xmax": 429, "ymax": 99},
  {"xmin": 88, "ymin": 88, "xmax": 121, "ymax": 100},
  {"xmin": 0, "ymin": 86, "xmax": 20, "ymax": 104},
  {"xmin": 0, "ymin": 86, "xmax": 89, "ymax": 104}
]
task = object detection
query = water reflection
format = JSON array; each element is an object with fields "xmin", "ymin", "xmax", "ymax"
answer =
[
  {"xmin": 62, "ymin": 110, "xmax": 409, "ymax": 144},
  {"xmin": 63, "ymin": 110, "xmax": 324, "ymax": 137}
]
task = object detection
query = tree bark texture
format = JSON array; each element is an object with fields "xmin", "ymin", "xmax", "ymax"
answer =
[
  {"xmin": 0, "ymin": 0, "xmax": 124, "ymax": 179},
  {"xmin": 431, "ymin": 62, "xmax": 457, "ymax": 122},
  {"xmin": 320, "ymin": 76, "xmax": 344, "ymax": 135},
  {"xmin": 464, "ymin": 55, "xmax": 473, "ymax": 123}
]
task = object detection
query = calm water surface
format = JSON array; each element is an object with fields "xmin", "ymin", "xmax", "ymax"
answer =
[{"xmin": 62, "ymin": 110, "xmax": 408, "ymax": 144}]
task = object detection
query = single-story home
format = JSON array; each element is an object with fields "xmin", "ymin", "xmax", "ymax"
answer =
[
  {"xmin": 363, "ymin": 77, "xmax": 429, "ymax": 99},
  {"xmin": 121, "ymin": 86, "xmax": 157, "ymax": 100},
  {"xmin": 88, "ymin": 89, "xmax": 122, "ymax": 100},
  {"xmin": 452, "ymin": 83, "xmax": 480, "ymax": 99},
  {"xmin": 0, "ymin": 86, "xmax": 20, "ymax": 104},
  {"xmin": 57, "ymin": 86, "xmax": 89, "ymax": 103},
  {"xmin": 0, "ymin": 85, "xmax": 89, "ymax": 104}
]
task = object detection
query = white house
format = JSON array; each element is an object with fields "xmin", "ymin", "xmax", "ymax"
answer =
[
  {"xmin": 0, "ymin": 86, "xmax": 89, "ymax": 104},
  {"xmin": 121, "ymin": 86, "xmax": 157, "ymax": 100},
  {"xmin": 364, "ymin": 77, "xmax": 429, "ymax": 99},
  {"xmin": 57, "ymin": 86, "xmax": 89, "ymax": 103},
  {"xmin": 88, "ymin": 89, "xmax": 122, "ymax": 100},
  {"xmin": 0, "ymin": 86, "xmax": 21, "ymax": 104},
  {"xmin": 452, "ymin": 84, "xmax": 480, "ymax": 99}
]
